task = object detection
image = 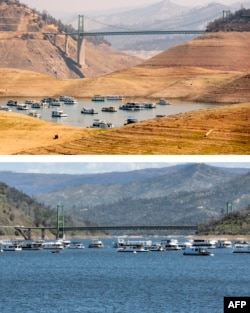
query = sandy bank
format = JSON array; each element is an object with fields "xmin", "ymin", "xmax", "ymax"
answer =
[{"xmin": 1, "ymin": 103, "xmax": 249, "ymax": 155}]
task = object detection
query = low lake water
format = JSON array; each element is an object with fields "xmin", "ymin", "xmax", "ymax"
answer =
[
  {"xmin": 0, "ymin": 98, "xmax": 218, "ymax": 128},
  {"xmin": 0, "ymin": 237, "xmax": 249, "ymax": 313}
]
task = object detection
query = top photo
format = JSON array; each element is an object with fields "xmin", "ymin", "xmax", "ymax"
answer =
[{"xmin": 0, "ymin": 0, "xmax": 249, "ymax": 155}]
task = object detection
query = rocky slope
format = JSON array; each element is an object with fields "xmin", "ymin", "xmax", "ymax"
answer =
[{"xmin": 0, "ymin": 0, "xmax": 141, "ymax": 78}]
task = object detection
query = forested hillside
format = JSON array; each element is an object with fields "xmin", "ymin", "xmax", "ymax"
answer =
[
  {"xmin": 207, "ymin": 8, "xmax": 250, "ymax": 31},
  {"xmin": 0, "ymin": 181, "xmax": 76, "ymax": 237}
]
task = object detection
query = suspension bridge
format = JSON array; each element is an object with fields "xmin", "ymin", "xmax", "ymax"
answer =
[
  {"xmin": 13, "ymin": 225, "xmax": 198, "ymax": 240},
  {"xmin": 8, "ymin": 205, "xmax": 198, "ymax": 240},
  {"xmin": 44, "ymin": 15, "xmax": 207, "ymax": 68}
]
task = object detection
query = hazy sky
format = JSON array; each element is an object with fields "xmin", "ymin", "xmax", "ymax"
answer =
[
  {"xmin": 22, "ymin": 0, "xmax": 241, "ymax": 14},
  {"xmin": 0, "ymin": 156, "xmax": 249, "ymax": 174}
]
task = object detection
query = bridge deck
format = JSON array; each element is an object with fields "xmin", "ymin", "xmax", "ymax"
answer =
[{"xmin": 14, "ymin": 225, "xmax": 197, "ymax": 231}]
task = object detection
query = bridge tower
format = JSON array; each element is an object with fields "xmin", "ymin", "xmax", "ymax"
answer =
[
  {"xmin": 56, "ymin": 205, "xmax": 64, "ymax": 239},
  {"xmin": 77, "ymin": 15, "xmax": 86, "ymax": 68}
]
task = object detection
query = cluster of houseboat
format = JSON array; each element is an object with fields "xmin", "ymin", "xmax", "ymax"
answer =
[
  {"xmin": 1, "ymin": 238, "xmax": 249, "ymax": 255},
  {"xmin": 0, "ymin": 95, "xmax": 171, "ymax": 128},
  {"xmin": 113, "ymin": 238, "xmax": 250, "ymax": 255}
]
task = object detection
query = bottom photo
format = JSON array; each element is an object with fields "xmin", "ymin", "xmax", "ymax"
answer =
[{"xmin": 0, "ymin": 160, "xmax": 249, "ymax": 313}]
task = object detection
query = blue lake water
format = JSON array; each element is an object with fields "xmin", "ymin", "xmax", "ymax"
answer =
[
  {"xmin": 0, "ymin": 238, "xmax": 249, "ymax": 313},
  {"xmin": 0, "ymin": 98, "xmax": 218, "ymax": 128}
]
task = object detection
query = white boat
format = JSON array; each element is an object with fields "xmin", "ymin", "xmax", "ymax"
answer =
[
  {"xmin": 17, "ymin": 103, "xmax": 29, "ymax": 110},
  {"xmin": 27, "ymin": 110, "xmax": 41, "ymax": 118},
  {"xmin": 62, "ymin": 240, "xmax": 71, "ymax": 248},
  {"xmin": 50, "ymin": 100, "xmax": 62, "ymax": 107},
  {"xmin": 81, "ymin": 108, "xmax": 98, "ymax": 114},
  {"xmin": 161, "ymin": 239, "xmax": 181, "ymax": 250},
  {"xmin": 216, "ymin": 240, "xmax": 232, "ymax": 248},
  {"xmin": 156, "ymin": 99, "xmax": 171, "ymax": 105},
  {"xmin": 117, "ymin": 244, "xmax": 149, "ymax": 253},
  {"xmin": 106, "ymin": 95, "xmax": 124, "ymax": 101},
  {"xmin": 43, "ymin": 240, "xmax": 64, "ymax": 250},
  {"xmin": 69, "ymin": 242, "xmax": 85, "ymax": 249},
  {"xmin": 64, "ymin": 97, "xmax": 78, "ymax": 105},
  {"xmin": 0, "ymin": 105, "xmax": 11, "ymax": 111},
  {"xmin": 92, "ymin": 95, "xmax": 105, "ymax": 102},
  {"xmin": 88, "ymin": 240, "xmax": 104, "ymax": 248},
  {"xmin": 41, "ymin": 97, "xmax": 56, "ymax": 105},
  {"xmin": 183, "ymin": 247, "xmax": 212, "ymax": 256},
  {"xmin": 21, "ymin": 240, "xmax": 44, "ymax": 250},
  {"xmin": 101, "ymin": 106, "xmax": 117, "ymax": 112},
  {"xmin": 1, "ymin": 241, "xmax": 22, "ymax": 251},
  {"xmin": 178, "ymin": 241, "xmax": 193, "ymax": 250},
  {"xmin": 145, "ymin": 243, "xmax": 165, "ymax": 252},
  {"xmin": 191, "ymin": 239, "xmax": 217, "ymax": 249},
  {"xmin": 233, "ymin": 241, "xmax": 250, "ymax": 253},
  {"xmin": 51, "ymin": 110, "xmax": 67, "ymax": 117},
  {"xmin": 31, "ymin": 102, "xmax": 42, "ymax": 109},
  {"xmin": 143, "ymin": 102, "xmax": 157, "ymax": 109},
  {"xmin": 25, "ymin": 99, "xmax": 37, "ymax": 105},
  {"xmin": 90, "ymin": 119, "xmax": 114, "ymax": 128},
  {"xmin": 119, "ymin": 102, "xmax": 144, "ymax": 110},
  {"xmin": 113, "ymin": 238, "xmax": 152, "ymax": 248}
]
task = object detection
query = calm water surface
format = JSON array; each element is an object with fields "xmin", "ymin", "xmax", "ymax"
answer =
[
  {"xmin": 0, "ymin": 238, "xmax": 249, "ymax": 313},
  {"xmin": 0, "ymin": 98, "xmax": 218, "ymax": 128}
]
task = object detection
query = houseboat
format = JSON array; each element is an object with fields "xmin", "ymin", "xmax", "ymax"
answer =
[
  {"xmin": 216, "ymin": 240, "xmax": 232, "ymax": 248},
  {"xmin": 88, "ymin": 240, "xmax": 104, "ymax": 248},
  {"xmin": 81, "ymin": 108, "xmax": 98, "ymax": 114},
  {"xmin": 43, "ymin": 240, "xmax": 64, "ymax": 250},
  {"xmin": 191, "ymin": 239, "xmax": 217, "ymax": 249},
  {"xmin": 69, "ymin": 242, "xmax": 85, "ymax": 249},
  {"xmin": 119, "ymin": 102, "xmax": 144, "ymax": 111},
  {"xmin": 161, "ymin": 239, "xmax": 181, "ymax": 250},
  {"xmin": 50, "ymin": 99, "xmax": 62, "ymax": 107},
  {"xmin": 117, "ymin": 245, "xmax": 149, "ymax": 253},
  {"xmin": 90, "ymin": 119, "xmax": 114, "ymax": 128},
  {"xmin": 106, "ymin": 95, "xmax": 124, "ymax": 101},
  {"xmin": 233, "ymin": 241, "xmax": 250, "ymax": 253},
  {"xmin": 143, "ymin": 102, "xmax": 157, "ymax": 109},
  {"xmin": 0, "ymin": 105, "xmax": 11, "ymax": 111},
  {"xmin": 1, "ymin": 241, "xmax": 22, "ymax": 251},
  {"xmin": 124, "ymin": 117, "xmax": 138, "ymax": 125},
  {"xmin": 183, "ymin": 247, "xmax": 212, "ymax": 256},
  {"xmin": 64, "ymin": 97, "xmax": 78, "ymax": 105},
  {"xmin": 101, "ymin": 106, "xmax": 117, "ymax": 112},
  {"xmin": 113, "ymin": 238, "xmax": 152, "ymax": 249},
  {"xmin": 156, "ymin": 99, "xmax": 171, "ymax": 105},
  {"xmin": 51, "ymin": 110, "xmax": 67, "ymax": 117},
  {"xmin": 6, "ymin": 100, "xmax": 18, "ymax": 106},
  {"xmin": 92, "ymin": 95, "xmax": 105, "ymax": 102},
  {"xmin": 21, "ymin": 240, "xmax": 44, "ymax": 250},
  {"xmin": 31, "ymin": 102, "xmax": 42, "ymax": 109},
  {"xmin": 17, "ymin": 103, "xmax": 29, "ymax": 110}
]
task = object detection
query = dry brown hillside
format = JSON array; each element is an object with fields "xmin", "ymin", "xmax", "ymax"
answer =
[
  {"xmin": 0, "ymin": 1, "xmax": 141, "ymax": 79},
  {"xmin": 142, "ymin": 32, "xmax": 250, "ymax": 73}
]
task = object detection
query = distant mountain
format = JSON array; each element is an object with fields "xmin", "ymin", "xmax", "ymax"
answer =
[
  {"xmin": 74, "ymin": 171, "xmax": 250, "ymax": 226},
  {"xmin": 31, "ymin": 164, "xmax": 250, "ymax": 226},
  {"xmin": 75, "ymin": 1, "xmax": 250, "ymax": 51},
  {"xmin": 0, "ymin": 164, "xmax": 187, "ymax": 195},
  {"xmin": 0, "ymin": 164, "xmax": 249, "ymax": 229}
]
